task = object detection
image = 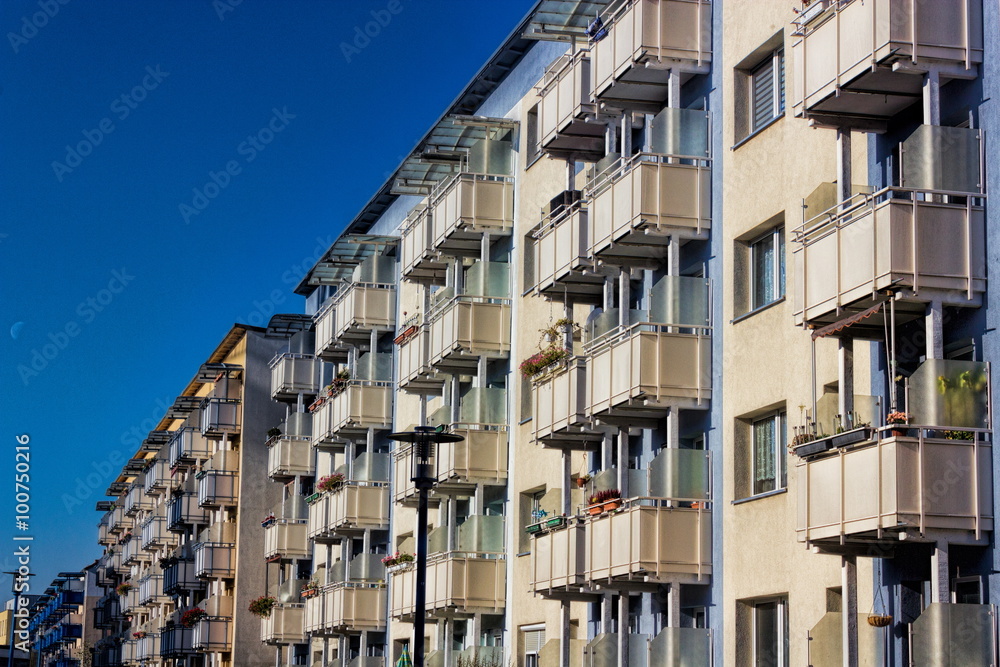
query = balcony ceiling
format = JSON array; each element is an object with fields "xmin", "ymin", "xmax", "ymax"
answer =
[
  {"xmin": 305, "ymin": 234, "xmax": 399, "ymax": 287},
  {"xmin": 265, "ymin": 313, "xmax": 314, "ymax": 337},
  {"xmin": 523, "ymin": 0, "xmax": 611, "ymax": 40}
]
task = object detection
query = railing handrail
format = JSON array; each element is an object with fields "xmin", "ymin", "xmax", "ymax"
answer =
[
  {"xmin": 537, "ymin": 47, "xmax": 590, "ymax": 93},
  {"xmin": 323, "ymin": 580, "xmax": 386, "ymax": 590},
  {"xmin": 586, "ymin": 150, "xmax": 713, "ymax": 197},
  {"xmin": 268, "ymin": 350, "xmax": 316, "ymax": 369},
  {"xmin": 426, "ymin": 550, "xmax": 505, "ymax": 563},
  {"xmin": 585, "ymin": 319, "xmax": 713, "ymax": 353},
  {"xmin": 529, "ymin": 198, "xmax": 587, "ymax": 239},
  {"xmin": 428, "ymin": 170, "xmax": 513, "ymax": 206},
  {"xmin": 426, "ymin": 293, "xmax": 511, "ymax": 323},
  {"xmin": 795, "ymin": 185, "xmax": 988, "ymax": 241},
  {"xmin": 329, "ymin": 279, "xmax": 396, "ymax": 308}
]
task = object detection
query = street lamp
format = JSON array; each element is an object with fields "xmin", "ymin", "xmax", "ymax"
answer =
[{"xmin": 387, "ymin": 426, "xmax": 464, "ymax": 667}]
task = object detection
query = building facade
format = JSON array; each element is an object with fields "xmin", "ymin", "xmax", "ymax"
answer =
[
  {"xmin": 73, "ymin": 1, "xmax": 998, "ymax": 666},
  {"xmin": 27, "ymin": 568, "xmax": 101, "ymax": 667}
]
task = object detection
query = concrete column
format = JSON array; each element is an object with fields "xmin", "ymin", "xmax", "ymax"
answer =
[
  {"xmin": 370, "ymin": 327, "xmax": 378, "ymax": 354},
  {"xmin": 451, "ymin": 376, "xmax": 461, "ymax": 423},
  {"xmin": 923, "ymin": 69, "xmax": 941, "ymax": 126},
  {"xmin": 360, "ymin": 631, "xmax": 368, "ymax": 658},
  {"xmin": 604, "ymin": 276, "xmax": 615, "ymax": 311},
  {"xmin": 665, "ymin": 407, "xmax": 680, "ymax": 450},
  {"xmin": 446, "ymin": 499, "xmax": 457, "ymax": 551},
  {"xmin": 838, "ymin": 338, "xmax": 854, "ymax": 430},
  {"xmin": 931, "ymin": 542, "xmax": 950, "ymax": 603},
  {"xmin": 346, "ymin": 441, "xmax": 356, "ymax": 480},
  {"xmin": 667, "ymin": 238, "xmax": 679, "ymax": 277},
  {"xmin": 926, "ymin": 301, "xmax": 944, "ymax": 359},
  {"xmin": 470, "ymin": 613, "xmax": 482, "ymax": 649},
  {"xmin": 666, "ymin": 584, "xmax": 681, "ymax": 627},
  {"xmin": 621, "ymin": 112, "xmax": 633, "ymax": 160},
  {"xmin": 602, "ymin": 593, "xmax": 614, "ymax": 633},
  {"xmin": 567, "ymin": 159, "xmax": 576, "ymax": 191},
  {"xmin": 481, "ymin": 231, "xmax": 491, "ymax": 263},
  {"xmin": 419, "ymin": 394, "xmax": 427, "ymax": 426},
  {"xmin": 842, "ymin": 556, "xmax": 858, "ymax": 667},
  {"xmin": 618, "ymin": 594, "xmax": 629, "ymax": 667},
  {"xmin": 476, "ymin": 355, "xmax": 487, "ymax": 388},
  {"xmin": 560, "ymin": 601, "xmax": 571, "ymax": 667},
  {"xmin": 562, "ymin": 451, "xmax": 573, "ymax": 516},
  {"xmin": 837, "ymin": 129, "xmax": 852, "ymax": 205},
  {"xmin": 667, "ymin": 69, "xmax": 681, "ymax": 109},
  {"xmin": 443, "ymin": 619, "xmax": 453, "ymax": 667},
  {"xmin": 617, "ymin": 428, "xmax": 629, "ymax": 497},
  {"xmin": 601, "ymin": 432, "xmax": 613, "ymax": 471},
  {"xmin": 472, "ymin": 485, "xmax": 484, "ymax": 515},
  {"xmin": 619, "ymin": 269, "xmax": 630, "ymax": 328},
  {"xmin": 342, "ymin": 539, "xmax": 352, "ymax": 584}
]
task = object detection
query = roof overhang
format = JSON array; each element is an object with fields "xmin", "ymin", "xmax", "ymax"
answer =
[
  {"xmin": 294, "ymin": 235, "xmax": 398, "ymax": 295},
  {"xmin": 522, "ymin": 0, "xmax": 611, "ymax": 41}
]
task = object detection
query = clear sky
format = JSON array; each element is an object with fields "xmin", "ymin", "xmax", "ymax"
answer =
[{"xmin": 0, "ymin": 0, "xmax": 534, "ymax": 592}]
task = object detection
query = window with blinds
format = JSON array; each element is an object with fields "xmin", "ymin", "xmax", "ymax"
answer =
[
  {"xmin": 523, "ymin": 627, "xmax": 546, "ymax": 667},
  {"xmin": 750, "ymin": 49, "xmax": 784, "ymax": 133}
]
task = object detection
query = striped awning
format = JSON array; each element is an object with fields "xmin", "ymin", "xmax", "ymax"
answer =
[{"xmin": 811, "ymin": 301, "xmax": 886, "ymax": 340}]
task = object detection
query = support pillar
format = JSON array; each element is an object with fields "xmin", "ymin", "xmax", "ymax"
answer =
[
  {"xmin": 931, "ymin": 541, "xmax": 950, "ymax": 603},
  {"xmin": 838, "ymin": 338, "xmax": 854, "ymax": 429},
  {"xmin": 926, "ymin": 300, "xmax": 944, "ymax": 360},
  {"xmin": 666, "ymin": 583, "xmax": 682, "ymax": 628},
  {"xmin": 617, "ymin": 428, "xmax": 629, "ymax": 497},
  {"xmin": 842, "ymin": 555, "xmax": 858, "ymax": 667},
  {"xmin": 560, "ymin": 601, "xmax": 571, "ymax": 667},
  {"xmin": 618, "ymin": 594, "xmax": 629, "ymax": 667},
  {"xmin": 837, "ymin": 129, "xmax": 852, "ymax": 205},
  {"xmin": 923, "ymin": 69, "xmax": 941, "ymax": 126}
]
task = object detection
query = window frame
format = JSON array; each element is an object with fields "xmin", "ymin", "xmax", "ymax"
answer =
[
  {"xmin": 521, "ymin": 624, "xmax": 545, "ymax": 667},
  {"xmin": 752, "ymin": 410, "xmax": 787, "ymax": 495},
  {"xmin": 749, "ymin": 226, "xmax": 785, "ymax": 311},
  {"xmin": 752, "ymin": 597, "xmax": 789, "ymax": 667},
  {"xmin": 749, "ymin": 48, "xmax": 785, "ymax": 133}
]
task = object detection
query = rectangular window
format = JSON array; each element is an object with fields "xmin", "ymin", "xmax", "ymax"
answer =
[
  {"xmin": 750, "ymin": 227, "xmax": 785, "ymax": 310},
  {"xmin": 753, "ymin": 598, "xmax": 789, "ymax": 667},
  {"xmin": 750, "ymin": 49, "xmax": 784, "ymax": 132},
  {"xmin": 522, "ymin": 626, "xmax": 545, "ymax": 667},
  {"xmin": 753, "ymin": 411, "xmax": 787, "ymax": 495},
  {"xmin": 526, "ymin": 105, "xmax": 541, "ymax": 164}
]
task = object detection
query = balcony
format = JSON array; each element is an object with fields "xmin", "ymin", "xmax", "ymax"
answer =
[
  {"xmin": 428, "ymin": 147, "xmax": 514, "ymax": 256},
  {"xmin": 140, "ymin": 512, "xmax": 178, "ymax": 551},
  {"xmin": 268, "ymin": 434, "xmax": 314, "ymax": 479},
  {"xmin": 586, "ymin": 276, "xmax": 712, "ymax": 423},
  {"xmin": 315, "ymin": 298, "xmax": 349, "ymax": 363},
  {"xmin": 797, "ymin": 364, "xmax": 992, "ymax": 549},
  {"xmin": 323, "ymin": 582, "xmax": 387, "ymax": 632},
  {"xmin": 530, "ymin": 196, "xmax": 606, "ymax": 302},
  {"xmin": 124, "ymin": 481, "xmax": 152, "ymax": 516},
  {"xmin": 197, "ymin": 451, "xmax": 239, "ymax": 507},
  {"xmin": 263, "ymin": 500, "xmax": 310, "ymax": 561},
  {"xmin": 137, "ymin": 569, "xmax": 168, "ymax": 606},
  {"xmin": 167, "ymin": 492, "xmax": 209, "ymax": 530},
  {"xmin": 135, "ymin": 631, "xmax": 161, "ymax": 662},
  {"xmin": 331, "ymin": 281, "xmax": 397, "ymax": 346},
  {"xmin": 308, "ymin": 481, "xmax": 390, "ymax": 541},
  {"xmin": 533, "ymin": 355, "xmax": 604, "ymax": 449},
  {"xmin": 168, "ymin": 426, "xmax": 213, "ymax": 468},
  {"xmin": 794, "ymin": 128, "xmax": 985, "ymax": 327},
  {"xmin": 792, "ymin": 0, "xmax": 983, "ymax": 123},
  {"xmin": 163, "ymin": 558, "xmax": 204, "ymax": 595},
  {"xmin": 193, "ymin": 615, "xmax": 232, "ymax": 652},
  {"xmin": 109, "ymin": 506, "xmax": 132, "ymax": 534},
  {"xmin": 427, "ymin": 264, "xmax": 512, "ymax": 375},
  {"xmin": 261, "ymin": 603, "xmax": 305, "ymax": 644},
  {"xmin": 194, "ymin": 523, "xmax": 237, "ymax": 578},
  {"xmin": 98, "ymin": 514, "xmax": 113, "ymax": 546},
  {"xmin": 120, "ymin": 587, "xmax": 143, "ymax": 615},
  {"xmin": 200, "ymin": 397, "xmax": 241, "ymax": 437},
  {"xmin": 590, "ymin": 0, "xmax": 712, "ymax": 108},
  {"xmin": 400, "ymin": 204, "xmax": 448, "ymax": 283},
  {"xmin": 161, "ymin": 624, "xmax": 197, "ymax": 658},
  {"xmin": 397, "ymin": 315, "xmax": 445, "ymax": 393},
  {"xmin": 537, "ymin": 50, "xmax": 602, "ymax": 157},
  {"xmin": 120, "ymin": 640, "xmax": 136, "ymax": 665},
  {"xmin": 271, "ymin": 352, "xmax": 321, "ymax": 400},
  {"xmin": 122, "ymin": 536, "xmax": 151, "ymax": 566},
  {"xmin": 580, "ymin": 629, "xmax": 712, "ymax": 667},
  {"xmin": 142, "ymin": 459, "xmax": 172, "ymax": 496},
  {"xmin": 587, "ymin": 112, "xmax": 711, "ymax": 263},
  {"xmin": 910, "ymin": 603, "xmax": 996, "ymax": 665},
  {"xmin": 391, "ymin": 516, "xmax": 505, "ymax": 619},
  {"xmin": 326, "ymin": 357, "xmax": 394, "ymax": 439}
]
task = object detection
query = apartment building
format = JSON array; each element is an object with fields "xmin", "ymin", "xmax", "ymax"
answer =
[
  {"xmin": 27, "ymin": 567, "xmax": 101, "ymax": 667},
  {"xmin": 74, "ymin": 1, "xmax": 997, "ymax": 666},
  {"xmin": 89, "ymin": 324, "xmax": 293, "ymax": 667}
]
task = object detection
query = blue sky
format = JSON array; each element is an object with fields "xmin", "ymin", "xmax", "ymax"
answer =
[{"xmin": 0, "ymin": 0, "xmax": 534, "ymax": 591}]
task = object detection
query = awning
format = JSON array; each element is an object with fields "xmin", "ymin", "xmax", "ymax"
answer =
[
  {"xmin": 304, "ymin": 234, "xmax": 398, "ymax": 287},
  {"xmin": 811, "ymin": 302, "xmax": 885, "ymax": 340},
  {"xmin": 522, "ymin": 0, "xmax": 612, "ymax": 41}
]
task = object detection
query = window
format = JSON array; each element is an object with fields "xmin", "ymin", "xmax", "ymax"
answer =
[
  {"xmin": 750, "ymin": 227, "xmax": 785, "ymax": 310},
  {"xmin": 526, "ymin": 105, "xmax": 541, "ymax": 165},
  {"xmin": 752, "ymin": 411, "xmax": 787, "ymax": 495},
  {"xmin": 750, "ymin": 49, "xmax": 784, "ymax": 133},
  {"xmin": 753, "ymin": 598, "xmax": 789, "ymax": 667},
  {"xmin": 522, "ymin": 625, "xmax": 545, "ymax": 667}
]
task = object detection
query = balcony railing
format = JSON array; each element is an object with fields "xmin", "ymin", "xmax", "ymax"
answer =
[
  {"xmin": 121, "ymin": 536, "xmax": 151, "ymax": 566},
  {"xmin": 397, "ymin": 315, "xmax": 446, "ymax": 392},
  {"xmin": 163, "ymin": 559, "xmax": 204, "ymax": 595},
  {"xmin": 168, "ymin": 426, "xmax": 213, "ymax": 468},
  {"xmin": 323, "ymin": 582, "xmax": 387, "ymax": 632},
  {"xmin": 168, "ymin": 492, "xmax": 209, "ymax": 530},
  {"xmin": 261, "ymin": 603, "xmax": 305, "ymax": 644},
  {"xmin": 124, "ymin": 482, "xmax": 152, "ymax": 516},
  {"xmin": 197, "ymin": 451, "xmax": 239, "ymax": 507},
  {"xmin": 331, "ymin": 282, "xmax": 397, "ymax": 345},
  {"xmin": 537, "ymin": 50, "xmax": 602, "ymax": 157},
  {"xmin": 586, "ymin": 276, "xmax": 712, "ymax": 422},
  {"xmin": 161, "ymin": 625, "xmax": 197, "ymax": 658},
  {"xmin": 587, "ymin": 113, "xmax": 711, "ymax": 262},
  {"xmin": 140, "ymin": 513, "xmax": 178, "ymax": 551},
  {"xmin": 194, "ymin": 523, "xmax": 237, "ymax": 578},
  {"xmin": 264, "ymin": 515, "xmax": 310, "ymax": 561},
  {"xmin": 109, "ymin": 506, "xmax": 132, "ymax": 534},
  {"xmin": 142, "ymin": 459, "xmax": 172, "ymax": 496},
  {"xmin": 400, "ymin": 204, "xmax": 448, "ymax": 283},
  {"xmin": 580, "ymin": 629, "xmax": 712, "ymax": 667},
  {"xmin": 792, "ymin": 0, "xmax": 983, "ymax": 122},
  {"xmin": 308, "ymin": 482, "xmax": 390, "ymax": 540},
  {"xmin": 910, "ymin": 603, "xmax": 996, "ymax": 665},
  {"xmin": 315, "ymin": 298, "xmax": 349, "ymax": 362},
  {"xmin": 270, "ymin": 352, "xmax": 321, "ymax": 400},
  {"xmin": 193, "ymin": 616, "xmax": 232, "ymax": 652},
  {"xmin": 200, "ymin": 397, "xmax": 241, "ymax": 436},
  {"xmin": 428, "ymin": 169, "xmax": 514, "ymax": 255},
  {"xmin": 794, "ymin": 134, "xmax": 986, "ymax": 326},
  {"xmin": 268, "ymin": 433, "xmax": 314, "ymax": 479},
  {"xmin": 137, "ymin": 571, "xmax": 168, "ymax": 606},
  {"xmin": 530, "ymin": 197, "xmax": 606, "ymax": 301},
  {"xmin": 427, "ymin": 275, "xmax": 511, "ymax": 374},
  {"xmin": 591, "ymin": 0, "xmax": 711, "ymax": 108},
  {"xmin": 532, "ymin": 355, "xmax": 604, "ymax": 448}
]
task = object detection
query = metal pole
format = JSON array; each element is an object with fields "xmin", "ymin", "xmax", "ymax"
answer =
[{"xmin": 413, "ymin": 482, "xmax": 430, "ymax": 667}]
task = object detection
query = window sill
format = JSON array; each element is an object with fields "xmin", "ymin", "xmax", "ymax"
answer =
[
  {"xmin": 732, "ymin": 114, "xmax": 784, "ymax": 151},
  {"xmin": 730, "ymin": 296, "xmax": 785, "ymax": 324},
  {"xmin": 519, "ymin": 417, "xmax": 532, "ymax": 425},
  {"xmin": 516, "ymin": 551, "xmax": 531, "ymax": 558},
  {"xmin": 525, "ymin": 152, "xmax": 545, "ymax": 171},
  {"xmin": 732, "ymin": 488, "xmax": 787, "ymax": 505}
]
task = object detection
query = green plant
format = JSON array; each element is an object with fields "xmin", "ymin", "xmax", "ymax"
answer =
[
  {"xmin": 886, "ymin": 411, "xmax": 909, "ymax": 426},
  {"xmin": 115, "ymin": 583, "xmax": 133, "ymax": 597},
  {"xmin": 588, "ymin": 489, "xmax": 621, "ymax": 505},
  {"xmin": 248, "ymin": 595, "xmax": 277, "ymax": 618},
  {"xmin": 519, "ymin": 345, "xmax": 570, "ymax": 378},
  {"xmin": 267, "ymin": 427, "xmax": 282, "ymax": 438},
  {"xmin": 943, "ymin": 430, "xmax": 975, "ymax": 440},
  {"xmin": 539, "ymin": 318, "xmax": 579, "ymax": 345},
  {"xmin": 316, "ymin": 473, "xmax": 347, "ymax": 493}
]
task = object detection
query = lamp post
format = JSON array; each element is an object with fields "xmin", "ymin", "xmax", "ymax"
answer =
[{"xmin": 387, "ymin": 426, "xmax": 464, "ymax": 667}]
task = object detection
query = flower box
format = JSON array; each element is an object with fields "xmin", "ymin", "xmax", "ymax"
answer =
[{"xmin": 386, "ymin": 562, "xmax": 415, "ymax": 575}]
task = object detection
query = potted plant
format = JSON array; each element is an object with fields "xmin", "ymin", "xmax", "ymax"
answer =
[
  {"xmin": 330, "ymin": 369, "xmax": 351, "ymax": 396},
  {"xmin": 886, "ymin": 411, "xmax": 909, "ymax": 437},
  {"xmin": 132, "ymin": 631, "xmax": 146, "ymax": 639},
  {"xmin": 381, "ymin": 551, "xmax": 415, "ymax": 573},
  {"xmin": 316, "ymin": 473, "xmax": 347, "ymax": 493},
  {"xmin": 300, "ymin": 580, "xmax": 320, "ymax": 599},
  {"xmin": 248, "ymin": 595, "xmax": 277, "ymax": 618},
  {"xmin": 943, "ymin": 430, "xmax": 975, "ymax": 440},
  {"xmin": 181, "ymin": 607, "xmax": 207, "ymax": 628},
  {"xmin": 519, "ymin": 345, "xmax": 570, "ymax": 378},
  {"xmin": 598, "ymin": 488, "xmax": 622, "ymax": 512},
  {"xmin": 575, "ymin": 474, "xmax": 591, "ymax": 489},
  {"xmin": 867, "ymin": 614, "xmax": 892, "ymax": 627},
  {"xmin": 116, "ymin": 583, "xmax": 133, "ymax": 597},
  {"xmin": 266, "ymin": 427, "xmax": 282, "ymax": 439}
]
